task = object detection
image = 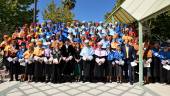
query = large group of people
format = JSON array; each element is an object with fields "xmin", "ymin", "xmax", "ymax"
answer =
[{"xmin": 0, "ymin": 21, "xmax": 170, "ymax": 85}]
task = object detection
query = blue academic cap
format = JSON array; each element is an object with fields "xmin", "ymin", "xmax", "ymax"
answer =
[{"xmin": 73, "ymin": 38, "xmax": 81, "ymax": 43}]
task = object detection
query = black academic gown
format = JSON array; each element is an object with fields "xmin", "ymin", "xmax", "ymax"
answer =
[
  {"xmin": 73, "ymin": 48, "xmax": 82, "ymax": 77},
  {"xmin": 60, "ymin": 44, "xmax": 75, "ymax": 75},
  {"xmin": 151, "ymin": 48, "xmax": 161, "ymax": 82}
]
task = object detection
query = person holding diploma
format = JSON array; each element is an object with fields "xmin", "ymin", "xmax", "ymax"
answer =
[
  {"xmin": 80, "ymin": 40, "xmax": 94, "ymax": 82},
  {"xmin": 5, "ymin": 38, "xmax": 19, "ymax": 81},
  {"xmin": 114, "ymin": 45, "xmax": 124, "ymax": 83},
  {"xmin": 17, "ymin": 43, "xmax": 26, "ymax": 82},
  {"xmin": 51, "ymin": 43, "xmax": 61, "ymax": 83},
  {"xmin": 33, "ymin": 40, "xmax": 45, "ymax": 82},
  {"xmin": 24, "ymin": 43, "xmax": 34, "ymax": 82},
  {"xmin": 94, "ymin": 42, "xmax": 108, "ymax": 82},
  {"xmin": 44, "ymin": 44, "xmax": 53, "ymax": 83},
  {"xmin": 60, "ymin": 39, "xmax": 74, "ymax": 82},
  {"xmin": 159, "ymin": 46, "xmax": 170, "ymax": 84},
  {"xmin": 73, "ymin": 42, "xmax": 82, "ymax": 82},
  {"xmin": 106, "ymin": 45, "xmax": 115, "ymax": 83},
  {"xmin": 122, "ymin": 39, "xmax": 136, "ymax": 85},
  {"xmin": 143, "ymin": 45, "xmax": 152, "ymax": 84}
]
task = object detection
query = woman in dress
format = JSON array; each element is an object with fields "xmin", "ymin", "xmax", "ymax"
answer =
[
  {"xmin": 73, "ymin": 42, "xmax": 81, "ymax": 82},
  {"xmin": 114, "ymin": 45, "xmax": 124, "ymax": 83}
]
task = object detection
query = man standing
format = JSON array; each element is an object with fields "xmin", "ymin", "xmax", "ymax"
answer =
[
  {"xmin": 60, "ymin": 39, "xmax": 74, "ymax": 82},
  {"xmin": 80, "ymin": 40, "xmax": 94, "ymax": 82},
  {"xmin": 122, "ymin": 39, "xmax": 136, "ymax": 85}
]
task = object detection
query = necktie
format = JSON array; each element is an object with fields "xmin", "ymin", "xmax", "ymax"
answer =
[{"xmin": 126, "ymin": 46, "xmax": 129, "ymax": 58}]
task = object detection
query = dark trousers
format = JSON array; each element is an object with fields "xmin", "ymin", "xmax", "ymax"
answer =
[
  {"xmin": 124, "ymin": 59, "xmax": 135, "ymax": 83},
  {"xmin": 9, "ymin": 62, "xmax": 19, "ymax": 81},
  {"xmin": 83, "ymin": 60, "xmax": 91, "ymax": 81},
  {"xmin": 128, "ymin": 64, "xmax": 135, "ymax": 83},
  {"xmin": 51, "ymin": 64, "xmax": 60, "ymax": 83},
  {"xmin": 34, "ymin": 61, "xmax": 45, "ymax": 82}
]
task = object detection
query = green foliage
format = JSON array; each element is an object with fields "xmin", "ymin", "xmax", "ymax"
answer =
[
  {"xmin": 150, "ymin": 11, "xmax": 170, "ymax": 41},
  {"xmin": 104, "ymin": 0, "xmax": 125, "ymax": 22},
  {"xmin": 43, "ymin": 0, "xmax": 58, "ymax": 23},
  {"xmin": 115, "ymin": 0, "xmax": 125, "ymax": 8},
  {"xmin": 104, "ymin": 12, "xmax": 111, "ymax": 22},
  {"xmin": 43, "ymin": 0, "xmax": 74, "ymax": 23},
  {"xmin": 0, "ymin": 0, "xmax": 37, "ymax": 38},
  {"xmin": 62, "ymin": 0, "xmax": 76, "ymax": 10}
]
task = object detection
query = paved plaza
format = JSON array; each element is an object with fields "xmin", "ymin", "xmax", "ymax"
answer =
[{"xmin": 0, "ymin": 81, "xmax": 170, "ymax": 96}]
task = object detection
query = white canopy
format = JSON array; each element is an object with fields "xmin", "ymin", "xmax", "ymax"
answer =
[{"xmin": 108, "ymin": 0, "xmax": 170, "ymax": 23}]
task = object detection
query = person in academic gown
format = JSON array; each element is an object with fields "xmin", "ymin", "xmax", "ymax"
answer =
[
  {"xmin": 159, "ymin": 47, "xmax": 170, "ymax": 84},
  {"xmin": 0, "ymin": 35, "xmax": 10, "ymax": 71},
  {"xmin": 17, "ymin": 43, "xmax": 26, "ymax": 82},
  {"xmin": 51, "ymin": 43, "xmax": 61, "ymax": 83},
  {"xmin": 114, "ymin": 45, "xmax": 124, "ymax": 83},
  {"xmin": 80, "ymin": 40, "xmax": 94, "ymax": 82},
  {"xmin": 33, "ymin": 41, "xmax": 45, "ymax": 82},
  {"xmin": 60, "ymin": 39, "xmax": 75, "ymax": 82},
  {"xmin": 44, "ymin": 45, "xmax": 53, "ymax": 83},
  {"xmin": 94, "ymin": 42, "xmax": 108, "ymax": 82},
  {"xmin": 6, "ymin": 38, "xmax": 19, "ymax": 81},
  {"xmin": 24, "ymin": 43, "xmax": 34, "ymax": 82},
  {"xmin": 73, "ymin": 42, "xmax": 82, "ymax": 82},
  {"xmin": 151, "ymin": 42, "xmax": 161, "ymax": 83},
  {"xmin": 106, "ymin": 46, "xmax": 115, "ymax": 82}
]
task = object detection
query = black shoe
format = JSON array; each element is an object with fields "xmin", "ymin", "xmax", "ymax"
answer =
[
  {"xmin": 117, "ymin": 81, "xmax": 119, "ymax": 83},
  {"xmin": 130, "ymin": 82, "xmax": 133, "ymax": 85},
  {"xmin": 9, "ymin": 79, "xmax": 13, "ymax": 81}
]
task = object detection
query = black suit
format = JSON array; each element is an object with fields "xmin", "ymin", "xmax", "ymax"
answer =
[
  {"xmin": 60, "ymin": 45, "xmax": 74, "ymax": 58},
  {"xmin": 122, "ymin": 44, "xmax": 136, "ymax": 84},
  {"xmin": 60, "ymin": 44, "xmax": 75, "ymax": 76}
]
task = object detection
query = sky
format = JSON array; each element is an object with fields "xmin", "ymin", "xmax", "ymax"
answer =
[{"xmin": 37, "ymin": 0, "xmax": 115, "ymax": 23}]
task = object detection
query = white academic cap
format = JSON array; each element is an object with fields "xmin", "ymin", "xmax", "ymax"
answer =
[
  {"xmin": 115, "ymin": 22, "xmax": 118, "ymax": 25},
  {"xmin": 97, "ymin": 42, "xmax": 102, "ymax": 46},
  {"xmin": 99, "ymin": 21, "xmax": 103, "ymax": 24},
  {"xmin": 82, "ymin": 21, "xmax": 86, "ymax": 23},
  {"xmin": 84, "ymin": 40, "xmax": 89, "ymax": 43},
  {"xmin": 70, "ymin": 24, "xmax": 74, "ymax": 26},
  {"xmin": 109, "ymin": 23, "xmax": 113, "ymax": 25}
]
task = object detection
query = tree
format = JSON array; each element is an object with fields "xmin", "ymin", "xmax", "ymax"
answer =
[
  {"xmin": 43, "ymin": 0, "xmax": 58, "ymax": 23},
  {"xmin": 62, "ymin": 0, "xmax": 76, "ymax": 10},
  {"xmin": 150, "ymin": 11, "xmax": 170, "ymax": 41},
  {"xmin": 104, "ymin": 0, "xmax": 125, "ymax": 22},
  {"xmin": 43, "ymin": 0, "xmax": 74, "ymax": 23},
  {"xmin": 104, "ymin": 12, "xmax": 111, "ymax": 22},
  {"xmin": 0, "ymin": 0, "xmax": 37, "ymax": 38}
]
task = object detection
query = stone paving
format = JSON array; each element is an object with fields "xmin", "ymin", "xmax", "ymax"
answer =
[{"xmin": 0, "ymin": 81, "xmax": 169, "ymax": 96}]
